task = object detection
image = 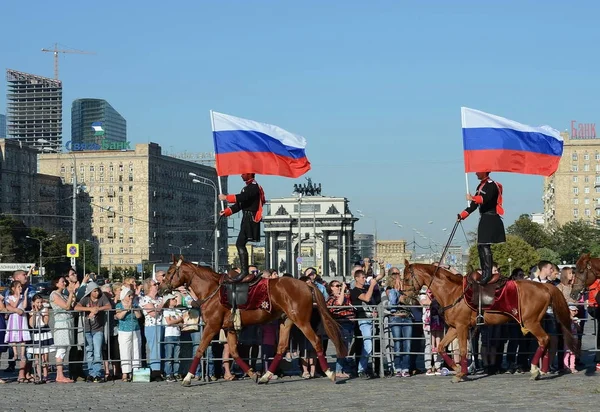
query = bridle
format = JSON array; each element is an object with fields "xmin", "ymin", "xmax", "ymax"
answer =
[
  {"xmin": 574, "ymin": 261, "xmax": 597, "ymax": 298},
  {"xmin": 164, "ymin": 259, "xmax": 222, "ymax": 308},
  {"xmin": 406, "ymin": 263, "xmax": 465, "ymax": 314}
]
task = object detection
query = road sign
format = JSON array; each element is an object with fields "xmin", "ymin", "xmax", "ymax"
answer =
[
  {"xmin": 296, "ymin": 257, "xmax": 302, "ymax": 264},
  {"xmin": 66, "ymin": 244, "xmax": 79, "ymax": 258},
  {"xmin": 0, "ymin": 263, "xmax": 36, "ymax": 272}
]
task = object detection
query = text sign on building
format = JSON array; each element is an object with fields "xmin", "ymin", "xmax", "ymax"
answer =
[
  {"xmin": 571, "ymin": 120, "xmax": 597, "ymax": 139},
  {"xmin": 0, "ymin": 263, "xmax": 35, "ymax": 272}
]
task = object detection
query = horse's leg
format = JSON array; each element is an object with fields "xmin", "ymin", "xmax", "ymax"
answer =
[
  {"xmin": 452, "ymin": 325, "xmax": 470, "ymax": 383},
  {"xmin": 226, "ymin": 330, "xmax": 258, "ymax": 381},
  {"xmin": 524, "ymin": 321, "xmax": 549, "ymax": 381},
  {"xmin": 294, "ymin": 318, "xmax": 335, "ymax": 382},
  {"xmin": 182, "ymin": 324, "xmax": 219, "ymax": 387},
  {"xmin": 258, "ymin": 317, "xmax": 293, "ymax": 384},
  {"xmin": 436, "ymin": 327, "xmax": 459, "ymax": 373}
]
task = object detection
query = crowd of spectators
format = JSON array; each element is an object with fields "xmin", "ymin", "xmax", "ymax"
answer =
[{"xmin": 0, "ymin": 257, "xmax": 598, "ymax": 384}]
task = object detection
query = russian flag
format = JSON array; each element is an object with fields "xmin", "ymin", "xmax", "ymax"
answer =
[
  {"xmin": 462, "ymin": 107, "xmax": 563, "ymax": 177},
  {"xmin": 211, "ymin": 111, "xmax": 311, "ymax": 178}
]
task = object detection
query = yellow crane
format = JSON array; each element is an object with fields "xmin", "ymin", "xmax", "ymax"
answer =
[{"xmin": 41, "ymin": 43, "xmax": 95, "ymax": 80}]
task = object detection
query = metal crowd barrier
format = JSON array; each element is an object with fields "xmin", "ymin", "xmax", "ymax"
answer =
[{"xmin": 0, "ymin": 300, "xmax": 597, "ymax": 381}]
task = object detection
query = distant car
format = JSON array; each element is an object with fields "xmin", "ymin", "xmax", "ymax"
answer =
[{"xmin": 34, "ymin": 282, "xmax": 52, "ymax": 297}]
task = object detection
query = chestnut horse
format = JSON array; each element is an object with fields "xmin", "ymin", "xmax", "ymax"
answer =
[
  {"xmin": 159, "ymin": 257, "xmax": 347, "ymax": 386},
  {"xmin": 401, "ymin": 260, "xmax": 575, "ymax": 382},
  {"xmin": 572, "ymin": 253, "xmax": 600, "ymax": 300}
]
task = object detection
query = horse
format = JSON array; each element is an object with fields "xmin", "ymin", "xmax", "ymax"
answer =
[
  {"xmin": 401, "ymin": 260, "xmax": 576, "ymax": 382},
  {"xmin": 158, "ymin": 257, "xmax": 347, "ymax": 386},
  {"xmin": 572, "ymin": 253, "xmax": 600, "ymax": 300}
]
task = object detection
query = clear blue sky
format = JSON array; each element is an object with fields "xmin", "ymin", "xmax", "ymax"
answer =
[{"xmin": 1, "ymin": 1, "xmax": 599, "ymax": 251}]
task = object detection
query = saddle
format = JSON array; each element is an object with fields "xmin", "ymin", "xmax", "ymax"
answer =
[
  {"xmin": 467, "ymin": 272, "xmax": 507, "ymax": 307},
  {"xmin": 222, "ymin": 270, "xmax": 261, "ymax": 308}
]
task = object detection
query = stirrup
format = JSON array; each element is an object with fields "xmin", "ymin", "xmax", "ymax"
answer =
[{"xmin": 476, "ymin": 313, "xmax": 485, "ymax": 326}]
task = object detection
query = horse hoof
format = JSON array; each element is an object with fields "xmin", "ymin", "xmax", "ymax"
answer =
[
  {"xmin": 324, "ymin": 369, "xmax": 336, "ymax": 383},
  {"xmin": 451, "ymin": 376, "xmax": 463, "ymax": 384},
  {"xmin": 530, "ymin": 371, "xmax": 540, "ymax": 381},
  {"xmin": 181, "ymin": 379, "xmax": 192, "ymax": 387},
  {"xmin": 258, "ymin": 372, "xmax": 272, "ymax": 384}
]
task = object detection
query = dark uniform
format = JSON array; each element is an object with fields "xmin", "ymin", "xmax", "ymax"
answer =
[
  {"xmin": 459, "ymin": 175, "xmax": 506, "ymax": 284},
  {"xmin": 222, "ymin": 176, "xmax": 265, "ymax": 280}
]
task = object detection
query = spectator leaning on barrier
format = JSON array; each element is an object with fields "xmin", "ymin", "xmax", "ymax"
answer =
[
  {"xmin": 115, "ymin": 288, "xmax": 142, "ymax": 382},
  {"xmin": 326, "ymin": 280, "xmax": 355, "ymax": 378},
  {"xmin": 387, "ymin": 268, "xmax": 413, "ymax": 377},
  {"xmin": 350, "ymin": 268, "xmax": 385, "ymax": 380},
  {"xmin": 140, "ymin": 278, "xmax": 164, "ymax": 382},
  {"xmin": 75, "ymin": 281, "xmax": 112, "ymax": 382},
  {"xmin": 162, "ymin": 294, "xmax": 183, "ymax": 382},
  {"xmin": 49, "ymin": 276, "xmax": 77, "ymax": 383}
]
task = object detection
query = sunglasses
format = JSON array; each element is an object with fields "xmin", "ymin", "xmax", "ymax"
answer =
[
  {"xmin": 250, "ymin": 270, "xmax": 259, "ymax": 274},
  {"xmin": 331, "ymin": 284, "xmax": 341, "ymax": 287},
  {"xmin": 391, "ymin": 272, "xmax": 401, "ymax": 275}
]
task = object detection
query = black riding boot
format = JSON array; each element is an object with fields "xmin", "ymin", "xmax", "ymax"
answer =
[
  {"xmin": 478, "ymin": 244, "xmax": 493, "ymax": 285},
  {"xmin": 231, "ymin": 245, "xmax": 249, "ymax": 282}
]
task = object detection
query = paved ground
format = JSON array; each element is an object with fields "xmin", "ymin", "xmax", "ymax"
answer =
[
  {"xmin": 0, "ymin": 369, "xmax": 598, "ymax": 411},
  {"xmin": 0, "ymin": 322, "xmax": 598, "ymax": 411}
]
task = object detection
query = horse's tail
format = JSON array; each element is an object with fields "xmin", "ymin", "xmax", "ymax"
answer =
[
  {"xmin": 547, "ymin": 284, "xmax": 577, "ymax": 353},
  {"xmin": 308, "ymin": 283, "xmax": 348, "ymax": 359}
]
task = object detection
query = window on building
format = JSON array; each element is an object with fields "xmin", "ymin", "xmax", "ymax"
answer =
[
  {"xmin": 572, "ymin": 153, "xmax": 578, "ymax": 161},
  {"xmin": 99, "ymin": 196, "xmax": 104, "ymax": 203},
  {"xmin": 119, "ymin": 237, "xmax": 124, "ymax": 244},
  {"xmin": 119, "ymin": 247, "xmax": 124, "ymax": 254},
  {"xmin": 585, "ymin": 154, "xmax": 590, "ymax": 161},
  {"xmin": 129, "ymin": 216, "xmax": 134, "ymax": 224},
  {"xmin": 129, "ymin": 205, "xmax": 134, "ymax": 212},
  {"xmin": 596, "ymin": 153, "xmax": 600, "ymax": 161},
  {"xmin": 99, "ymin": 217, "xmax": 104, "ymax": 223},
  {"xmin": 572, "ymin": 165, "xmax": 579, "ymax": 172},
  {"xmin": 129, "ymin": 237, "xmax": 134, "ymax": 244},
  {"xmin": 585, "ymin": 176, "xmax": 590, "ymax": 183},
  {"xmin": 585, "ymin": 164, "xmax": 590, "ymax": 172},
  {"xmin": 109, "ymin": 164, "xmax": 114, "ymax": 172},
  {"xmin": 129, "ymin": 227, "xmax": 134, "ymax": 233},
  {"xmin": 100, "ymin": 238, "xmax": 104, "ymax": 244},
  {"xmin": 119, "ymin": 259, "xmax": 124, "ymax": 264},
  {"xmin": 585, "ymin": 198, "xmax": 590, "ymax": 205},
  {"xmin": 573, "ymin": 198, "xmax": 579, "ymax": 205},
  {"xmin": 109, "ymin": 197, "xmax": 114, "ymax": 203},
  {"xmin": 585, "ymin": 209, "xmax": 591, "ymax": 217},
  {"xmin": 119, "ymin": 175, "xmax": 123, "ymax": 182},
  {"xmin": 573, "ymin": 187, "xmax": 579, "ymax": 194},
  {"xmin": 573, "ymin": 209, "xmax": 579, "ymax": 217},
  {"xmin": 109, "ymin": 247, "xmax": 114, "ymax": 254},
  {"xmin": 596, "ymin": 209, "xmax": 600, "ymax": 217},
  {"xmin": 119, "ymin": 164, "xmax": 124, "ymax": 172},
  {"xmin": 99, "ymin": 176, "xmax": 104, "ymax": 182},
  {"xmin": 129, "ymin": 174, "xmax": 134, "ymax": 182},
  {"xmin": 119, "ymin": 205, "xmax": 124, "ymax": 212},
  {"xmin": 573, "ymin": 176, "xmax": 578, "ymax": 183},
  {"xmin": 99, "ymin": 165, "xmax": 104, "ymax": 173},
  {"xmin": 129, "ymin": 196, "xmax": 133, "ymax": 203},
  {"xmin": 110, "ymin": 176, "xmax": 114, "ymax": 182},
  {"xmin": 90, "ymin": 165, "xmax": 95, "ymax": 172},
  {"xmin": 596, "ymin": 176, "xmax": 600, "ymax": 184},
  {"xmin": 129, "ymin": 186, "xmax": 133, "ymax": 192},
  {"xmin": 129, "ymin": 164, "xmax": 134, "ymax": 172},
  {"xmin": 119, "ymin": 216, "xmax": 124, "ymax": 223},
  {"xmin": 585, "ymin": 187, "xmax": 590, "ymax": 194},
  {"xmin": 99, "ymin": 227, "xmax": 104, "ymax": 233}
]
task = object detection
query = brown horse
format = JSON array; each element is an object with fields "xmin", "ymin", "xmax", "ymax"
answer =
[
  {"xmin": 159, "ymin": 257, "xmax": 347, "ymax": 386},
  {"xmin": 572, "ymin": 253, "xmax": 600, "ymax": 299},
  {"xmin": 401, "ymin": 260, "xmax": 575, "ymax": 382}
]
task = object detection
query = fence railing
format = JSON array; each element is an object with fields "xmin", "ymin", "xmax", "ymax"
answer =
[{"xmin": 0, "ymin": 301, "xmax": 596, "ymax": 380}]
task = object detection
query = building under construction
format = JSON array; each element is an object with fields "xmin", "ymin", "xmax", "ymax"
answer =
[{"xmin": 6, "ymin": 69, "xmax": 63, "ymax": 152}]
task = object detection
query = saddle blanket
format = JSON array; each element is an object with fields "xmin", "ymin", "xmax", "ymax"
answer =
[
  {"xmin": 219, "ymin": 278, "xmax": 272, "ymax": 312},
  {"xmin": 464, "ymin": 279, "xmax": 522, "ymax": 324}
]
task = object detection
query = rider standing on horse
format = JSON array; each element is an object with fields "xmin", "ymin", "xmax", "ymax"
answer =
[
  {"xmin": 458, "ymin": 171, "xmax": 506, "ymax": 284},
  {"xmin": 219, "ymin": 173, "xmax": 266, "ymax": 282}
]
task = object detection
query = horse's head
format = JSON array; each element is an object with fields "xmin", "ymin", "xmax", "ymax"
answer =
[
  {"xmin": 572, "ymin": 253, "xmax": 597, "ymax": 300},
  {"xmin": 399, "ymin": 259, "xmax": 423, "ymax": 304},
  {"xmin": 158, "ymin": 255, "xmax": 189, "ymax": 295}
]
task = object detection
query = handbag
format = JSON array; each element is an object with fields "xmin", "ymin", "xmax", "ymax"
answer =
[{"xmin": 132, "ymin": 367, "xmax": 151, "ymax": 383}]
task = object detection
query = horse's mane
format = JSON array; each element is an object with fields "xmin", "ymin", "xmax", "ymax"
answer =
[
  {"xmin": 413, "ymin": 263, "xmax": 463, "ymax": 285},
  {"xmin": 180, "ymin": 261, "xmax": 221, "ymax": 282}
]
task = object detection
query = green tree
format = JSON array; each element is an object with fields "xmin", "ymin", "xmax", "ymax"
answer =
[
  {"xmin": 552, "ymin": 220, "xmax": 600, "ymax": 263},
  {"xmin": 467, "ymin": 235, "xmax": 540, "ymax": 276},
  {"xmin": 506, "ymin": 214, "xmax": 552, "ymax": 250},
  {"xmin": 536, "ymin": 247, "xmax": 561, "ymax": 265}
]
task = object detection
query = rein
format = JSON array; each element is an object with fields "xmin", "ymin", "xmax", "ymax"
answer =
[
  {"xmin": 169, "ymin": 260, "xmax": 222, "ymax": 309},
  {"xmin": 408, "ymin": 264, "xmax": 465, "ymax": 315}
]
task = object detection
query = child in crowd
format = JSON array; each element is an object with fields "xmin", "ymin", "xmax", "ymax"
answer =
[
  {"xmin": 564, "ymin": 305, "xmax": 580, "ymax": 374},
  {"xmin": 163, "ymin": 294, "xmax": 183, "ymax": 382},
  {"xmin": 5, "ymin": 281, "xmax": 32, "ymax": 383},
  {"xmin": 27, "ymin": 294, "xmax": 53, "ymax": 383}
]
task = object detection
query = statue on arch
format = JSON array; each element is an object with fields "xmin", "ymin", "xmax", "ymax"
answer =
[{"xmin": 329, "ymin": 258, "xmax": 336, "ymax": 276}]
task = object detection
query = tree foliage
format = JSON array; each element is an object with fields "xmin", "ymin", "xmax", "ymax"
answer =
[
  {"xmin": 536, "ymin": 247, "xmax": 561, "ymax": 265},
  {"xmin": 506, "ymin": 214, "xmax": 552, "ymax": 250},
  {"xmin": 467, "ymin": 235, "xmax": 540, "ymax": 276},
  {"xmin": 551, "ymin": 220, "xmax": 600, "ymax": 264}
]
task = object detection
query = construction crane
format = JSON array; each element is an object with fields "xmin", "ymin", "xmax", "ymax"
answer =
[{"xmin": 41, "ymin": 43, "xmax": 95, "ymax": 80}]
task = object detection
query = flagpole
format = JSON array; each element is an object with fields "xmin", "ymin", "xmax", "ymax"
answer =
[
  {"xmin": 461, "ymin": 107, "xmax": 470, "ymax": 207},
  {"xmin": 210, "ymin": 110, "xmax": 226, "ymax": 211}
]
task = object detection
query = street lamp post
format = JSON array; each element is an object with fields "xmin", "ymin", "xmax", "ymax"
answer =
[
  {"xmin": 25, "ymin": 235, "xmax": 55, "ymax": 276},
  {"xmin": 169, "ymin": 243, "xmax": 192, "ymax": 255},
  {"xmin": 189, "ymin": 173, "xmax": 220, "ymax": 272}
]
